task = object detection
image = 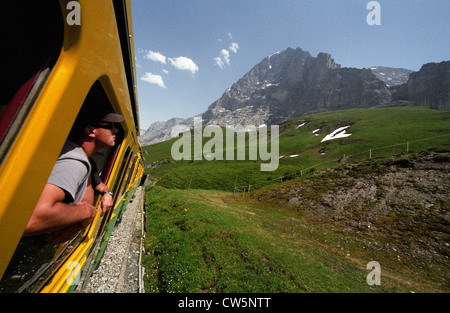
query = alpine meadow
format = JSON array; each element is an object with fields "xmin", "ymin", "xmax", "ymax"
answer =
[{"xmin": 141, "ymin": 106, "xmax": 450, "ymax": 293}]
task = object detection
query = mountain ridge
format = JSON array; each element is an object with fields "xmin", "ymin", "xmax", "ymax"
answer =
[{"xmin": 140, "ymin": 47, "xmax": 449, "ymax": 145}]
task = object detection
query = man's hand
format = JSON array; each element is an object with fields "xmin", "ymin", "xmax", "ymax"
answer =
[
  {"xmin": 74, "ymin": 201, "xmax": 99, "ymax": 227},
  {"xmin": 99, "ymin": 193, "xmax": 114, "ymax": 215}
]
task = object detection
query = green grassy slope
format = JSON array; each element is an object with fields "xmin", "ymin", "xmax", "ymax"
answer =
[
  {"xmin": 143, "ymin": 106, "xmax": 450, "ymax": 191},
  {"xmin": 143, "ymin": 175, "xmax": 448, "ymax": 292},
  {"xmin": 140, "ymin": 106, "xmax": 450, "ymax": 293},
  {"xmin": 143, "ymin": 187, "xmax": 383, "ymax": 292}
]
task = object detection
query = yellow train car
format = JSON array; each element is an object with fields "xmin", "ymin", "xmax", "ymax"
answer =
[{"xmin": 0, "ymin": 0, "xmax": 145, "ymax": 292}]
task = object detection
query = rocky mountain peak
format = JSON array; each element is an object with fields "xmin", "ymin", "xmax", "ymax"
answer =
[
  {"xmin": 139, "ymin": 48, "xmax": 449, "ymax": 146},
  {"xmin": 316, "ymin": 52, "xmax": 340, "ymax": 70},
  {"xmin": 201, "ymin": 47, "xmax": 389, "ymax": 127}
]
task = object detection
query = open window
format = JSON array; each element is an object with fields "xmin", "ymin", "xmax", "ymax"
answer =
[
  {"xmin": 0, "ymin": 81, "xmax": 125, "ymax": 293},
  {"xmin": 73, "ymin": 81, "xmax": 126, "ymax": 193}
]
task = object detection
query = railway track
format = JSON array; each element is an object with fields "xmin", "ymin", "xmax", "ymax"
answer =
[{"xmin": 83, "ymin": 186, "xmax": 146, "ymax": 293}]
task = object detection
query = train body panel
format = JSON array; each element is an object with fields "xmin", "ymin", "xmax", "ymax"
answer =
[{"xmin": 0, "ymin": 0, "xmax": 144, "ymax": 292}]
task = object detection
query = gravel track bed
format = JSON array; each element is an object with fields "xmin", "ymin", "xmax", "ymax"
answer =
[{"xmin": 83, "ymin": 187, "xmax": 145, "ymax": 293}]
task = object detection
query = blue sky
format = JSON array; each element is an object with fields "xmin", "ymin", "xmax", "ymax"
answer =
[{"xmin": 130, "ymin": 0, "xmax": 450, "ymax": 129}]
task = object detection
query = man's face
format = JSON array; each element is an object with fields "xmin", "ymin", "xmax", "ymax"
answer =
[{"xmin": 93, "ymin": 122, "xmax": 118, "ymax": 148}]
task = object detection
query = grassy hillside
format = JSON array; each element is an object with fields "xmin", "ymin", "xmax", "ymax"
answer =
[
  {"xmin": 142, "ymin": 106, "xmax": 450, "ymax": 191},
  {"xmin": 141, "ymin": 106, "xmax": 450, "ymax": 293},
  {"xmin": 143, "ymin": 151, "xmax": 450, "ymax": 293},
  {"xmin": 143, "ymin": 187, "xmax": 392, "ymax": 292}
]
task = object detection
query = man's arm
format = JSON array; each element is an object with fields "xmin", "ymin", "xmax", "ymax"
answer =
[
  {"xmin": 23, "ymin": 183, "xmax": 98, "ymax": 237},
  {"xmin": 82, "ymin": 176, "xmax": 94, "ymax": 206},
  {"xmin": 90, "ymin": 159, "xmax": 114, "ymax": 214},
  {"xmin": 94, "ymin": 182, "xmax": 114, "ymax": 214}
]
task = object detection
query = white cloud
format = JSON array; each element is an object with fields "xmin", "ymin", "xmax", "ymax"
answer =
[
  {"xmin": 214, "ymin": 57, "xmax": 224, "ymax": 69},
  {"xmin": 229, "ymin": 42, "xmax": 239, "ymax": 54},
  {"xmin": 162, "ymin": 69, "xmax": 169, "ymax": 74},
  {"xmin": 168, "ymin": 56, "xmax": 199, "ymax": 74},
  {"xmin": 140, "ymin": 72, "xmax": 167, "ymax": 89},
  {"xmin": 220, "ymin": 49, "xmax": 230, "ymax": 65},
  {"xmin": 215, "ymin": 46, "xmax": 239, "ymax": 68},
  {"xmin": 145, "ymin": 51, "xmax": 167, "ymax": 64},
  {"xmin": 214, "ymin": 34, "xmax": 240, "ymax": 69}
]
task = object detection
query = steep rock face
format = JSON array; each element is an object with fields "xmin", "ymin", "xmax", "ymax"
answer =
[
  {"xmin": 201, "ymin": 48, "xmax": 317, "ymax": 126},
  {"xmin": 202, "ymin": 47, "xmax": 391, "ymax": 126},
  {"xmin": 391, "ymin": 61, "xmax": 450, "ymax": 110},
  {"xmin": 406, "ymin": 61, "xmax": 450, "ymax": 110}
]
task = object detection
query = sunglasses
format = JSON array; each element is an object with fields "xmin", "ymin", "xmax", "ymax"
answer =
[{"xmin": 94, "ymin": 122, "xmax": 117, "ymax": 130}]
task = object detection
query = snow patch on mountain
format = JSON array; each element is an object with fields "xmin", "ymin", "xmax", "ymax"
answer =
[{"xmin": 321, "ymin": 126, "xmax": 352, "ymax": 142}]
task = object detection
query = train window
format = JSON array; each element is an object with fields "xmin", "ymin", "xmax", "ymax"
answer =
[
  {"xmin": 0, "ymin": 1, "xmax": 63, "ymax": 160},
  {"xmin": 0, "ymin": 81, "xmax": 125, "ymax": 293},
  {"xmin": 74, "ymin": 81, "xmax": 125, "ymax": 189}
]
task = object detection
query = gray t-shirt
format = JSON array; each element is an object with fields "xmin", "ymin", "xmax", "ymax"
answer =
[{"xmin": 47, "ymin": 141, "xmax": 91, "ymax": 203}]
